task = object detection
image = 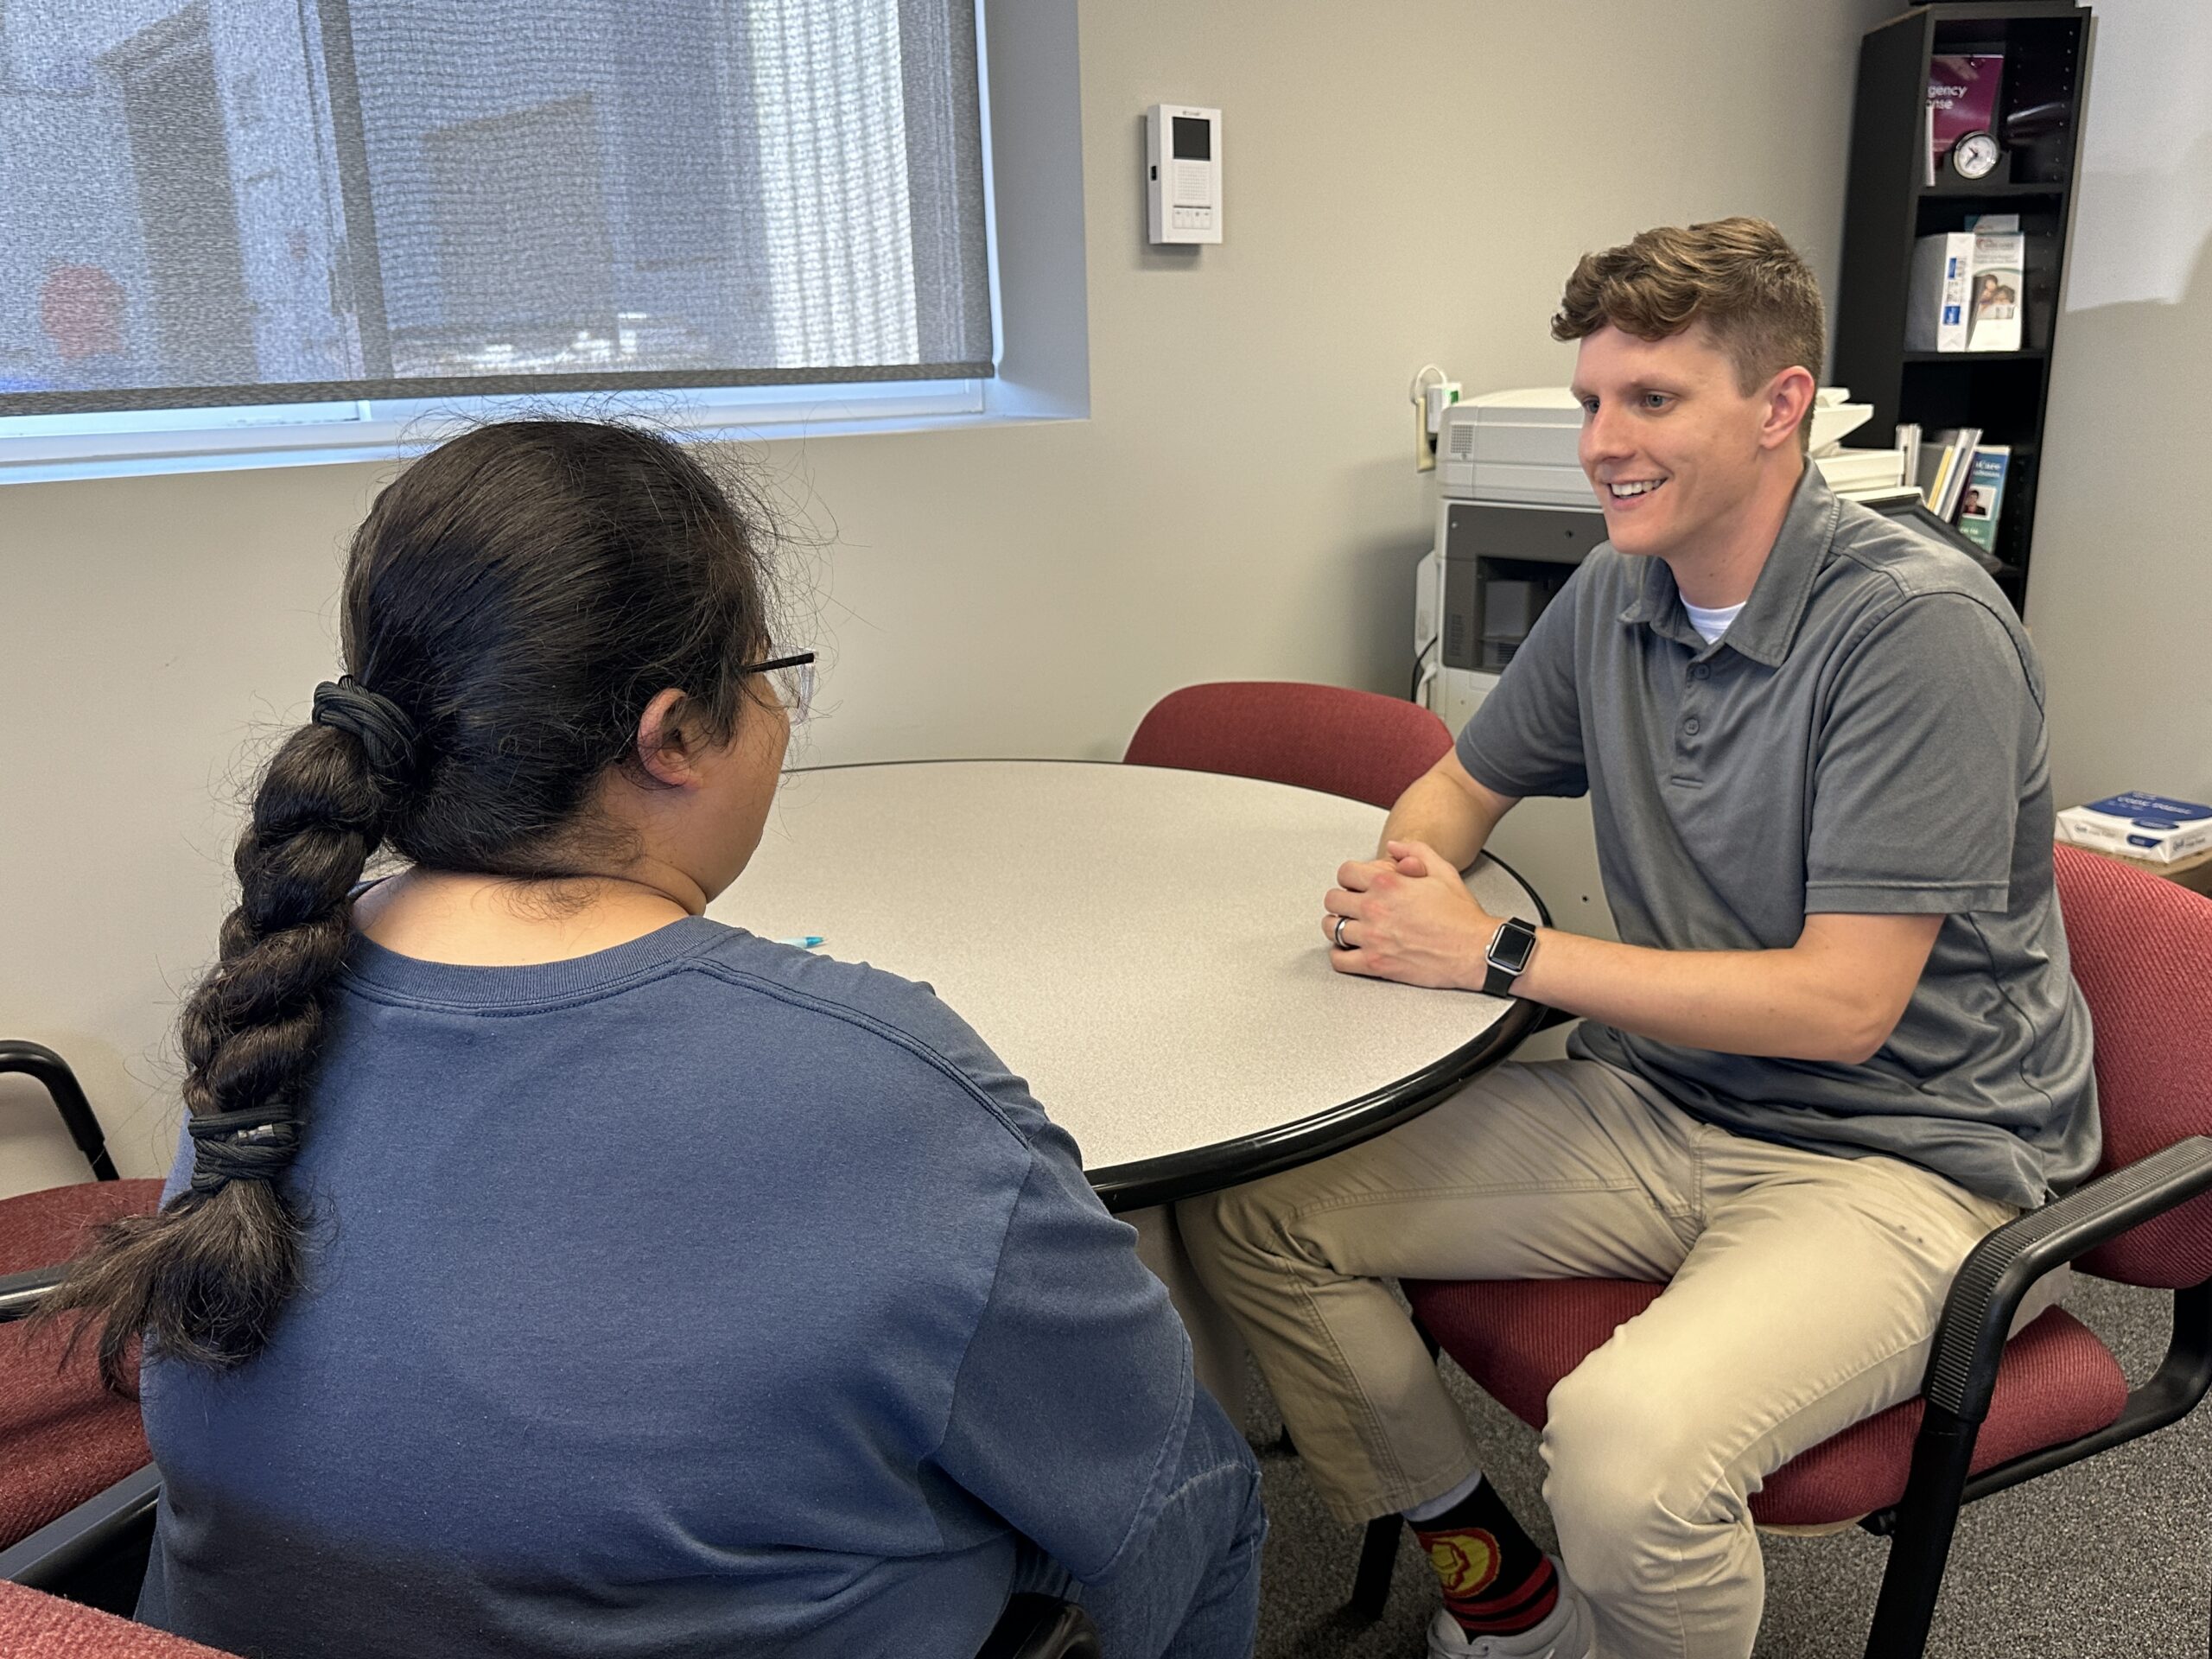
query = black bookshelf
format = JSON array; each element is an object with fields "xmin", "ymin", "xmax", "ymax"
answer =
[{"xmin": 1833, "ymin": 1, "xmax": 2093, "ymax": 613}]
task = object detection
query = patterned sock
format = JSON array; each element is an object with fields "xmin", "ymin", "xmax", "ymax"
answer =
[{"xmin": 1408, "ymin": 1478, "xmax": 1558, "ymax": 1637}]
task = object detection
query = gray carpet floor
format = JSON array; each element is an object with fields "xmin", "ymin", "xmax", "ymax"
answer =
[{"xmin": 1242, "ymin": 1273, "xmax": 2209, "ymax": 1658}]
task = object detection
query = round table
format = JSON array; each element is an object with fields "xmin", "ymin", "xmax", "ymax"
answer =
[{"xmin": 707, "ymin": 759, "xmax": 1549, "ymax": 1402}]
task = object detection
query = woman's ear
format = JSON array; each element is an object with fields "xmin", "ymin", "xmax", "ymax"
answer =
[{"xmin": 633, "ymin": 687, "xmax": 701, "ymax": 786}]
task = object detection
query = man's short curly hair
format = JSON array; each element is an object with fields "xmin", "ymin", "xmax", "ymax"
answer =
[{"xmin": 1553, "ymin": 218, "xmax": 1825, "ymax": 450}]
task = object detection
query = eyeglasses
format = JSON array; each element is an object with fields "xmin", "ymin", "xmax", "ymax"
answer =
[{"xmin": 741, "ymin": 650, "xmax": 816, "ymax": 724}]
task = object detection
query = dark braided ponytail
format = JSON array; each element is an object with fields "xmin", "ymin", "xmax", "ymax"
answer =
[
  {"xmin": 40, "ymin": 720, "xmax": 390, "ymax": 1393},
  {"xmin": 41, "ymin": 419, "xmax": 776, "ymax": 1392}
]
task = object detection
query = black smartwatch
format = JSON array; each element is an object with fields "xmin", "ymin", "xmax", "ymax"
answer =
[{"xmin": 1483, "ymin": 918, "xmax": 1539, "ymax": 998}]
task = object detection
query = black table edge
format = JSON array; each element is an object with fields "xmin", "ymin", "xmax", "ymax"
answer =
[{"xmin": 1087, "ymin": 990, "xmax": 1550, "ymax": 1212}]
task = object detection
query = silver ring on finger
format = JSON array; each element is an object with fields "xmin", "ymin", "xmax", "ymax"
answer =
[{"xmin": 1332, "ymin": 914, "xmax": 1351, "ymax": 950}]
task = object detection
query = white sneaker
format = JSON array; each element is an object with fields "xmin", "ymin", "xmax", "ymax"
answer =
[{"xmin": 1424, "ymin": 1559, "xmax": 1594, "ymax": 1659}]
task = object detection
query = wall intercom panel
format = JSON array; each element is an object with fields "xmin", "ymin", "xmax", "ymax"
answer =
[{"xmin": 1147, "ymin": 105, "xmax": 1222, "ymax": 244}]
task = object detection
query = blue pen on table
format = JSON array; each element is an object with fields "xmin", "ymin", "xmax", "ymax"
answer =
[{"xmin": 775, "ymin": 934, "xmax": 826, "ymax": 949}]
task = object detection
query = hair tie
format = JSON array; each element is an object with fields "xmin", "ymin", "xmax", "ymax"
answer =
[
  {"xmin": 187, "ymin": 1104, "xmax": 302, "ymax": 1195},
  {"xmin": 312, "ymin": 676, "xmax": 421, "ymax": 782}
]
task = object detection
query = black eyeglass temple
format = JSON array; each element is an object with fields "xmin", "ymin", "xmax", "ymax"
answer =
[{"xmin": 741, "ymin": 651, "xmax": 815, "ymax": 673}]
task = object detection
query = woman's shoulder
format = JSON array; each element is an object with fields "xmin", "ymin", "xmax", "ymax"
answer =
[{"xmin": 675, "ymin": 922, "xmax": 1049, "ymax": 1147}]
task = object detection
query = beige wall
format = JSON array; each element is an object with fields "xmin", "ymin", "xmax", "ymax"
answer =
[
  {"xmin": 3, "ymin": 0, "xmax": 1900, "ymax": 1190},
  {"xmin": 2024, "ymin": 0, "xmax": 2212, "ymax": 810}
]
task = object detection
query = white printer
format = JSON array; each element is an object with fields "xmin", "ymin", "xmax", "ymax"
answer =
[{"xmin": 1434, "ymin": 387, "xmax": 1589, "ymax": 505}]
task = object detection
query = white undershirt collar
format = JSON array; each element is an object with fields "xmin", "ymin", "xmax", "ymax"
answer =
[{"xmin": 1681, "ymin": 598, "xmax": 1745, "ymax": 645}]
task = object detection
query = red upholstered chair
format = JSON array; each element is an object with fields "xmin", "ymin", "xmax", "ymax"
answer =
[
  {"xmin": 1351, "ymin": 846, "xmax": 2212, "ymax": 1657},
  {"xmin": 1123, "ymin": 682, "xmax": 1454, "ymax": 810},
  {"xmin": 0, "ymin": 1043, "xmax": 161, "ymax": 1555},
  {"xmin": 0, "ymin": 1578, "xmax": 238, "ymax": 1658}
]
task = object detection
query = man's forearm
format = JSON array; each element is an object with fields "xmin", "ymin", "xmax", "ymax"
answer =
[
  {"xmin": 1379, "ymin": 767, "xmax": 1513, "ymax": 867},
  {"xmin": 1336, "ymin": 817, "xmax": 1936, "ymax": 1063},
  {"xmin": 1513, "ymin": 927, "xmax": 1915, "ymax": 1065}
]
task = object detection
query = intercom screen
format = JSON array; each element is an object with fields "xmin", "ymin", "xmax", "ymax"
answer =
[{"xmin": 1173, "ymin": 116, "xmax": 1211, "ymax": 161}]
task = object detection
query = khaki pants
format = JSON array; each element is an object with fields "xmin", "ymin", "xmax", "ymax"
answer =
[{"xmin": 1178, "ymin": 1058, "xmax": 2053, "ymax": 1659}]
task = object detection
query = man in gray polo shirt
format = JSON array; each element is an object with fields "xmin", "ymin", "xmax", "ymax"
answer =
[{"xmin": 1181, "ymin": 218, "xmax": 2095, "ymax": 1659}]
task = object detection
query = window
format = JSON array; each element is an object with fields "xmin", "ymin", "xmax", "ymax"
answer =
[{"xmin": 0, "ymin": 0, "xmax": 1003, "ymax": 478}]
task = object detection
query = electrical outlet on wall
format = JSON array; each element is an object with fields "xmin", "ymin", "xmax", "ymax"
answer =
[{"xmin": 1408, "ymin": 365, "xmax": 1457, "ymax": 471}]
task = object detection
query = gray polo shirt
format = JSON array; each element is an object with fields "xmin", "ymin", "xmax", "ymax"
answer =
[{"xmin": 1459, "ymin": 464, "xmax": 2097, "ymax": 1208}]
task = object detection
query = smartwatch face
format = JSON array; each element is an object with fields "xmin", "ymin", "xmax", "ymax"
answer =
[{"xmin": 1491, "ymin": 920, "xmax": 1537, "ymax": 975}]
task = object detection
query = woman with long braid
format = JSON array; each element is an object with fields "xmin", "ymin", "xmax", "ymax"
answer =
[{"xmin": 41, "ymin": 420, "xmax": 1262, "ymax": 1659}]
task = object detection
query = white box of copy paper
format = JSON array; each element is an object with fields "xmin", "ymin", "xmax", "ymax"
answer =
[
  {"xmin": 2056, "ymin": 793, "xmax": 2212, "ymax": 864},
  {"xmin": 1905, "ymin": 233, "xmax": 1974, "ymax": 352}
]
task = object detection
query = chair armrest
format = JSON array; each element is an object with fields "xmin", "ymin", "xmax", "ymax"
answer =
[
  {"xmin": 0, "ymin": 1266, "xmax": 67, "ymax": 1324},
  {"xmin": 1922, "ymin": 1135, "xmax": 2212, "ymax": 1421},
  {"xmin": 0, "ymin": 1464, "xmax": 161, "ymax": 1592},
  {"xmin": 976, "ymin": 1594, "xmax": 1102, "ymax": 1659},
  {"xmin": 0, "ymin": 1040, "xmax": 118, "ymax": 1181}
]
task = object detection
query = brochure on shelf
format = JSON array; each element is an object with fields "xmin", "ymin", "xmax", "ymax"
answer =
[
  {"xmin": 1966, "ymin": 216, "xmax": 2024, "ymax": 352},
  {"xmin": 1938, "ymin": 427, "xmax": 1981, "ymax": 519},
  {"xmin": 1916, "ymin": 427, "xmax": 1981, "ymax": 518},
  {"xmin": 1955, "ymin": 446, "xmax": 2011, "ymax": 551},
  {"xmin": 1906, "ymin": 233, "xmax": 1974, "ymax": 351}
]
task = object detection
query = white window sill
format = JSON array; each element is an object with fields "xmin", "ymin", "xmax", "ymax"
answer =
[{"xmin": 0, "ymin": 377, "xmax": 1092, "ymax": 486}]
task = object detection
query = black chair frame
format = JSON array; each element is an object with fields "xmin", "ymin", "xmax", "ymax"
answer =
[
  {"xmin": 0, "ymin": 1041, "xmax": 118, "ymax": 1182},
  {"xmin": 1346, "ymin": 1135, "xmax": 2212, "ymax": 1659},
  {"xmin": 0, "ymin": 1263, "xmax": 67, "ymax": 1324},
  {"xmin": 0, "ymin": 1463, "xmax": 161, "ymax": 1611},
  {"xmin": 0, "ymin": 1039, "xmax": 129, "ymax": 1321},
  {"xmin": 979, "ymin": 1592, "xmax": 1104, "ymax": 1659}
]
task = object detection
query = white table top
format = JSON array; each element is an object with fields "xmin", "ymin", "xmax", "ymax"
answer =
[{"xmin": 706, "ymin": 760, "xmax": 1545, "ymax": 1207}]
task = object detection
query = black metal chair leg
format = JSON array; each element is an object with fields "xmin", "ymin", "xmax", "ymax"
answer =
[
  {"xmin": 1351, "ymin": 1514, "xmax": 1401, "ymax": 1622},
  {"xmin": 1862, "ymin": 1408, "xmax": 1980, "ymax": 1659}
]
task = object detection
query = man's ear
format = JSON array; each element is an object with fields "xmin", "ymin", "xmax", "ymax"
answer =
[
  {"xmin": 1762, "ymin": 365, "xmax": 1818, "ymax": 453},
  {"xmin": 633, "ymin": 687, "xmax": 700, "ymax": 787}
]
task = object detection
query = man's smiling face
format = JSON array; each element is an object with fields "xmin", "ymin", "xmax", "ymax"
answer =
[{"xmin": 1571, "ymin": 320, "xmax": 1779, "ymax": 564}]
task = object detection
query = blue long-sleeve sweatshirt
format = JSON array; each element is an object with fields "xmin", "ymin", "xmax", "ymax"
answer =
[{"xmin": 139, "ymin": 918, "xmax": 1194, "ymax": 1658}]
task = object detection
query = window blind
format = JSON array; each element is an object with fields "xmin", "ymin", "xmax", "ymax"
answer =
[{"xmin": 0, "ymin": 0, "xmax": 993, "ymax": 416}]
